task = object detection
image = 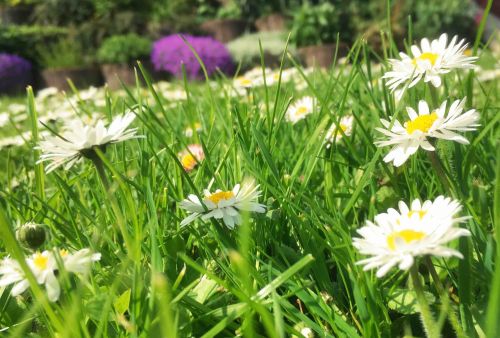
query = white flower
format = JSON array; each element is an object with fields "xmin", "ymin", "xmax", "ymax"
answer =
[
  {"xmin": 375, "ymin": 98, "xmax": 479, "ymax": 166},
  {"xmin": 184, "ymin": 122, "xmax": 203, "ymax": 137},
  {"xmin": 353, "ymin": 196, "xmax": 471, "ymax": 277},
  {"xmin": 36, "ymin": 87, "xmax": 59, "ymax": 101},
  {"xmin": 0, "ymin": 248, "xmax": 100, "ymax": 302},
  {"xmin": 26, "ymin": 251, "xmax": 60, "ymax": 301},
  {"xmin": 0, "ymin": 130, "xmax": 32, "ymax": 149},
  {"xmin": 37, "ymin": 111, "xmax": 142, "ymax": 172},
  {"xmin": 179, "ymin": 180, "xmax": 266, "ymax": 229},
  {"xmin": 300, "ymin": 327, "xmax": 314, "ymax": 338},
  {"xmin": 0, "ymin": 112, "xmax": 10, "ymax": 128},
  {"xmin": 234, "ymin": 76, "xmax": 256, "ymax": 89},
  {"xmin": 286, "ymin": 96, "xmax": 315, "ymax": 124},
  {"xmin": 383, "ymin": 34, "xmax": 477, "ymax": 93},
  {"xmin": 60, "ymin": 248, "xmax": 101, "ymax": 275},
  {"xmin": 178, "ymin": 144, "xmax": 205, "ymax": 171},
  {"xmin": 0, "ymin": 258, "xmax": 29, "ymax": 297},
  {"xmin": 267, "ymin": 68, "xmax": 298, "ymax": 86},
  {"xmin": 0, "ymin": 251, "xmax": 61, "ymax": 302},
  {"xmin": 8, "ymin": 103, "xmax": 26, "ymax": 114},
  {"xmin": 164, "ymin": 89, "xmax": 187, "ymax": 101},
  {"xmin": 324, "ymin": 115, "xmax": 353, "ymax": 147}
]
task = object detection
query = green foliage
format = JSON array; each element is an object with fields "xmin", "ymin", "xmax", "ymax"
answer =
[
  {"xmin": 0, "ymin": 0, "xmax": 38, "ymax": 5},
  {"xmin": 215, "ymin": 0, "xmax": 242, "ymax": 19},
  {"xmin": 0, "ymin": 25, "xmax": 67, "ymax": 66},
  {"xmin": 37, "ymin": 38, "xmax": 86, "ymax": 69},
  {"xmin": 227, "ymin": 31, "xmax": 296, "ymax": 69},
  {"xmin": 289, "ymin": 2, "xmax": 349, "ymax": 47},
  {"xmin": 97, "ymin": 34, "xmax": 151, "ymax": 64},
  {"xmin": 32, "ymin": 0, "xmax": 94, "ymax": 26},
  {"xmin": 405, "ymin": 0, "xmax": 477, "ymax": 40},
  {"xmin": 148, "ymin": 0, "xmax": 202, "ymax": 34}
]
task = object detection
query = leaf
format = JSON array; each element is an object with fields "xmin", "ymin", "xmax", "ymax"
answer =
[
  {"xmin": 190, "ymin": 275, "xmax": 218, "ymax": 304},
  {"xmin": 387, "ymin": 288, "xmax": 436, "ymax": 315},
  {"xmin": 114, "ymin": 289, "xmax": 131, "ymax": 316}
]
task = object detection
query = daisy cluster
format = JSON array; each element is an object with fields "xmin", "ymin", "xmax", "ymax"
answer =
[
  {"xmin": 354, "ymin": 33, "xmax": 479, "ymax": 277},
  {"xmin": 0, "ymin": 248, "xmax": 100, "ymax": 302},
  {"xmin": 0, "ymin": 31, "xmax": 488, "ymax": 315}
]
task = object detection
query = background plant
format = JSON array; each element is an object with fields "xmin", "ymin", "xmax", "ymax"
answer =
[
  {"xmin": 97, "ymin": 34, "xmax": 151, "ymax": 65},
  {"xmin": 406, "ymin": 0, "xmax": 477, "ymax": 41},
  {"xmin": 0, "ymin": 25, "xmax": 67, "ymax": 67},
  {"xmin": 289, "ymin": 2, "xmax": 350, "ymax": 47},
  {"xmin": 37, "ymin": 38, "xmax": 87, "ymax": 69}
]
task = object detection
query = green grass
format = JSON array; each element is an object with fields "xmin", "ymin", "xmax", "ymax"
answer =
[{"xmin": 0, "ymin": 34, "xmax": 498, "ymax": 337}]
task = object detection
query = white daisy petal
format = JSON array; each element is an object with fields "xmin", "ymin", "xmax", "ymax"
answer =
[
  {"xmin": 383, "ymin": 34, "xmax": 477, "ymax": 92},
  {"xmin": 37, "ymin": 111, "xmax": 143, "ymax": 173},
  {"xmin": 179, "ymin": 179, "xmax": 266, "ymax": 229},
  {"xmin": 376, "ymin": 98, "xmax": 479, "ymax": 166},
  {"xmin": 353, "ymin": 196, "xmax": 470, "ymax": 278}
]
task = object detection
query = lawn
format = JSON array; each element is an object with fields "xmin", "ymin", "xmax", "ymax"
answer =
[{"xmin": 0, "ymin": 35, "xmax": 499, "ymax": 338}]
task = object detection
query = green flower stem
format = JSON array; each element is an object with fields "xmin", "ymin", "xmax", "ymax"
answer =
[
  {"xmin": 426, "ymin": 144, "xmax": 453, "ymax": 197},
  {"xmin": 428, "ymin": 84, "xmax": 440, "ymax": 108},
  {"xmin": 410, "ymin": 264, "xmax": 440, "ymax": 338},
  {"xmin": 89, "ymin": 148, "xmax": 134, "ymax": 257},
  {"xmin": 424, "ymin": 257, "xmax": 466, "ymax": 338},
  {"xmin": 92, "ymin": 151, "xmax": 111, "ymax": 192}
]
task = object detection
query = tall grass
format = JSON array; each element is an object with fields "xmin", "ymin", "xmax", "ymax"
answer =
[{"xmin": 0, "ymin": 15, "xmax": 499, "ymax": 338}]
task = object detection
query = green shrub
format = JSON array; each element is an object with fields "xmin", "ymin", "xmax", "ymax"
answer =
[
  {"xmin": 0, "ymin": 25, "xmax": 67, "ymax": 66},
  {"xmin": 405, "ymin": 0, "xmax": 476, "ymax": 41},
  {"xmin": 289, "ymin": 2, "xmax": 351, "ymax": 48},
  {"xmin": 227, "ymin": 31, "xmax": 296, "ymax": 69},
  {"xmin": 216, "ymin": 0, "xmax": 241, "ymax": 19},
  {"xmin": 37, "ymin": 38, "xmax": 87, "ymax": 69},
  {"xmin": 97, "ymin": 34, "xmax": 151, "ymax": 64}
]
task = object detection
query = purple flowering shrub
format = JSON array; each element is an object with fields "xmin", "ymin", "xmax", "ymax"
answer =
[
  {"xmin": 151, "ymin": 35, "xmax": 235, "ymax": 79},
  {"xmin": 0, "ymin": 53, "xmax": 32, "ymax": 93}
]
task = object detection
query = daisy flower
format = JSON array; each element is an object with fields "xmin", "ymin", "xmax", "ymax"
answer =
[
  {"xmin": 383, "ymin": 33, "xmax": 477, "ymax": 93},
  {"xmin": 0, "ymin": 251, "xmax": 60, "ymax": 301},
  {"xmin": 0, "ymin": 258, "xmax": 29, "ymax": 298},
  {"xmin": 286, "ymin": 96, "xmax": 315, "ymax": 124},
  {"xmin": 59, "ymin": 248, "xmax": 101, "ymax": 275},
  {"xmin": 179, "ymin": 180, "xmax": 266, "ymax": 229},
  {"xmin": 375, "ymin": 98, "xmax": 479, "ymax": 166},
  {"xmin": 324, "ymin": 115, "xmax": 353, "ymax": 147},
  {"xmin": 184, "ymin": 122, "xmax": 203, "ymax": 137},
  {"xmin": 353, "ymin": 196, "xmax": 470, "ymax": 277},
  {"xmin": 234, "ymin": 76, "xmax": 256, "ymax": 89},
  {"xmin": 37, "ymin": 111, "xmax": 142, "ymax": 173},
  {"xmin": 233, "ymin": 68, "xmax": 273, "ymax": 89},
  {"xmin": 178, "ymin": 144, "xmax": 205, "ymax": 171},
  {"xmin": 0, "ymin": 248, "xmax": 100, "ymax": 302}
]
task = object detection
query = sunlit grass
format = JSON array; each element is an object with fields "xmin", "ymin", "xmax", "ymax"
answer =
[{"xmin": 0, "ymin": 31, "xmax": 498, "ymax": 338}]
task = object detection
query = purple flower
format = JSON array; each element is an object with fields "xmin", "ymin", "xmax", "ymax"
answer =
[
  {"xmin": 0, "ymin": 53, "xmax": 32, "ymax": 92},
  {"xmin": 151, "ymin": 34, "xmax": 234, "ymax": 80}
]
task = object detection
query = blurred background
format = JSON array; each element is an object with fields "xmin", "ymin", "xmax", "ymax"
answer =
[{"xmin": 0, "ymin": 0, "xmax": 497, "ymax": 94}]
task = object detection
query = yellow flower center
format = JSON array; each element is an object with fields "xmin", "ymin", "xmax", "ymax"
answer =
[
  {"xmin": 33, "ymin": 253, "xmax": 48, "ymax": 270},
  {"xmin": 408, "ymin": 210, "xmax": 426, "ymax": 219},
  {"xmin": 405, "ymin": 112, "xmax": 438, "ymax": 134},
  {"xmin": 207, "ymin": 191, "xmax": 234, "ymax": 204},
  {"xmin": 237, "ymin": 77, "xmax": 252, "ymax": 86},
  {"xmin": 387, "ymin": 230, "xmax": 426, "ymax": 250},
  {"xmin": 336, "ymin": 124, "xmax": 348, "ymax": 136},
  {"xmin": 296, "ymin": 106, "xmax": 309, "ymax": 116},
  {"xmin": 181, "ymin": 153, "xmax": 197, "ymax": 170},
  {"xmin": 412, "ymin": 52, "xmax": 439, "ymax": 66},
  {"xmin": 60, "ymin": 249, "xmax": 69, "ymax": 258}
]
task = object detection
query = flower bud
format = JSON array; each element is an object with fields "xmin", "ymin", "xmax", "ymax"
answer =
[{"xmin": 16, "ymin": 222, "xmax": 46, "ymax": 250}]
